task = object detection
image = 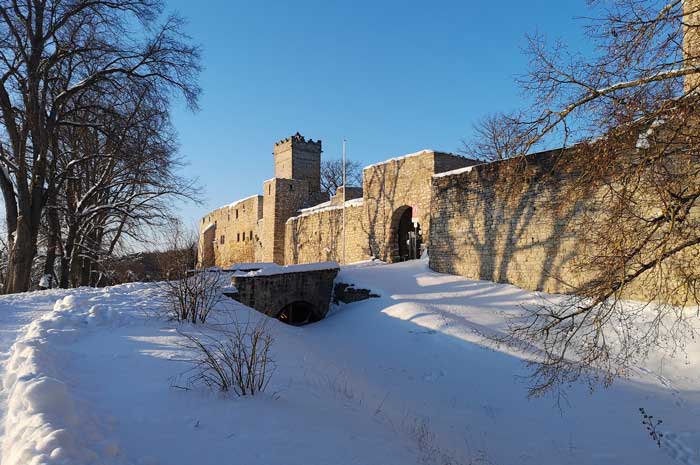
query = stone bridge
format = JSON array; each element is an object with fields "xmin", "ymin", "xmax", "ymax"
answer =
[{"xmin": 230, "ymin": 262, "xmax": 339, "ymax": 325}]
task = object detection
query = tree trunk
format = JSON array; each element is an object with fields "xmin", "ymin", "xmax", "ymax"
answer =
[
  {"xmin": 60, "ymin": 224, "xmax": 77, "ymax": 288},
  {"xmin": 5, "ymin": 217, "xmax": 37, "ymax": 293},
  {"xmin": 42, "ymin": 207, "xmax": 61, "ymax": 287}
]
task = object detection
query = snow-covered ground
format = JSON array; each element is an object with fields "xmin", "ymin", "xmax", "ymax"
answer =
[{"xmin": 1, "ymin": 259, "xmax": 699, "ymax": 465}]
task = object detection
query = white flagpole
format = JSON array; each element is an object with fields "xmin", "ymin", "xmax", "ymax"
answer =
[{"xmin": 342, "ymin": 139, "xmax": 347, "ymax": 264}]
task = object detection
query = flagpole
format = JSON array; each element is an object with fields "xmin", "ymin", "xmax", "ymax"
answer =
[{"xmin": 342, "ymin": 139, "xmax": 347, "ymax": 264}]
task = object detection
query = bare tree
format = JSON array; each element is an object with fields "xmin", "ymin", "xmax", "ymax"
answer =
[
  {"xmin": 485, "ymin": 0, "xmax": 700, "ymax": 397},
  {"xmin": 45, "ymin": 85, "xmax": 199, "ymax": 288},
  {"xmin": 320, "ymin": 158, "xmax": 363, "ymax": 196},
  {"xmin": 0, "ymin": 0, "xmax": 201, "ymax": 293},
  {"xmin": 462, "ymin": 113, "xmax": 529, "ymax": 161}
]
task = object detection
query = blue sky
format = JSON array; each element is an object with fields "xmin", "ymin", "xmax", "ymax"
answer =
[{"xmin": 167, "ymin": 0, "xmax": 591, "ymax": 227}]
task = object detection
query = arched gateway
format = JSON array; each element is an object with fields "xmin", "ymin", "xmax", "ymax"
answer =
[{"xmin": 390, "ymin": 206, "xmax": 422, "ymax": 262}]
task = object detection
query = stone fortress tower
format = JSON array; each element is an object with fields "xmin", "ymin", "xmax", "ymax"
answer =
[
  {"xmin": 273, "ymin": 133, "xmax": 322, "ymax": 191},
  {"xmin": 199, "ymin": 133, "xmax": 331, "ymax": 267},
  {"xmin": 261, "ymin": 134, "xmax": 328, "ymax": 264}
]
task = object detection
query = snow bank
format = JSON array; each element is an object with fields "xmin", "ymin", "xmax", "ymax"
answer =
[
  {"xmin": 1, "ymin": 285, "xmax": 154, "ymax": 465},
  {"xmin": 1, "ymin": 260, "xmax": 699, "ymax": 465}
]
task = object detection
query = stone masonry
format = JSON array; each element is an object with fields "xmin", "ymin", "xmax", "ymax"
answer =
[
  {"xmin": 429, "ymin": 150, "xmax": 583, "ymax": 295},
  {"xmin": 685, "ymin": 0, "xmax": 700, "ymax": 93},
  {"xmin": 199, "ymin": 133, "xmax": 329, "ymax": 268},
  {"xmin": 199, "ymin": 135, "xmax": 476, "ymax": 269},
  {"xmin": 231, "ymin": 264, "xmax": 339, "ymax": 321},
  {"xmin": 198, "ymin": 195, "xmax": 263, "ymax": 267}
]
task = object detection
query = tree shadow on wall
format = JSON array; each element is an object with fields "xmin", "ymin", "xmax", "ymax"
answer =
[
  {"xmin": 432, "ymin": 150, "xmax": 580, "ymax": 292},
  {"xmin": 288, "ymin": 209, "xmax": 344, "ymax": 265},
  {"xmin": 360, "ymin": 158, "xmax": 415, "ymax": 262}
]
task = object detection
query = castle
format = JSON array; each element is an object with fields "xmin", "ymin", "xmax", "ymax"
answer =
[
  {"xmin": 200, "ymin": 1, "xmax": 700, "ymax": 302},
  {"xmin": 198, "ymin": 132, "xmax": 475, "ymax": 268}
]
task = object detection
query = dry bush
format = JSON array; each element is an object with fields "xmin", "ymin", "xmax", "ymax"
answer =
[
  {"xmin": 159, "ymin": 221, "xmax": 224, "ymax": 324},
  {"xmin": 164, "ymin": 270, "xmax": 224, "ymax": 324},
  {"xmin": 181, "ymin": 318, "xmax": 275, "ymax": 396}
]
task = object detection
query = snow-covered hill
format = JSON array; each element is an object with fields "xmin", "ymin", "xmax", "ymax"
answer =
[{"xmin": 1, "ymin": 259, "xmax": 698, "ymax": 465}]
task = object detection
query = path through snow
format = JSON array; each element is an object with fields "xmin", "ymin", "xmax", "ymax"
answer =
[{"xmin": 0, "ymin": 260, "xmax": 698, "ymax": 464}]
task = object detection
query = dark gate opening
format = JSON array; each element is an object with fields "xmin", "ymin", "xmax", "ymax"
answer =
[
  {"xmin": 277, "ymin": 301, "xmax": 321, "ymax": 326},
  {"xmin": 396, "ymin": 207, "xmax": 421, "ymax": 261}
]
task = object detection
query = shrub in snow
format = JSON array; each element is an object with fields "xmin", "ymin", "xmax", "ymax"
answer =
[
  {"xmin": 408, "ymin": 417, "xmax": 486, "ymax": 465},
  {"xmin": 163, "ymin": 270, "xmax": 224, "ymax": 324},
  {"xmin": 181, "ymin": 318, "xmax": 274, "ymax": 396},
  {"xmin": 639, "ymin": 407, "xmax": 664, "ymax": 448}
]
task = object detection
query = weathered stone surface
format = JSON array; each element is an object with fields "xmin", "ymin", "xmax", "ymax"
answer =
[
  {"xmin": 285, "ymin": 150, "xmax": 478, "ymax": 265},
  {"xmin": 198, "ymin": 195, "xmax": 263, "ymax": 268},
  {"xmin": 429, "ymin": 149, "xmax": 581, "ymax": 295},
  {"xmin": 685, "ymin": 0, "xmax": 700, "ymax": 93},
  {"xmin": 333, "ymin": 282, "xmax": 379, "ymax": 304},
  {"xmin": 330, "ymin": 186, "xmax": 363, "ymax": 206},
  {"xmin": 200, "ymin": 135, "xmax": 477, "ymax": 269},
  {"xmin": 231, "ymin": 267, "xmax": 339, "ymax": 321},
  {"xmin": 198, "ymin": 124, "xmax": 700, "ymax": 304},
  {"xmin": 428, "ymin": 148, "xmax": 700, "ymax": 302}
]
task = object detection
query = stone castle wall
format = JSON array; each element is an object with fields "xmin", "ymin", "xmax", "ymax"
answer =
[
  {"xmin": 198, "ymin": 195, "xmax": 263, "ymax": 268},
  {"xmin": 361, "ymin": 151, "xmax": 476, "ymax": 261},
  {"xmin": 428, "ymin": 149, "xmax": 699, "ymax": 301},
  {"xmin": 200, "ymin": 141, "xmax": 477, "ymax": 269},
  {"xmin": 283, "ymin": 150, "xmax": 476, "ymax": 265},
  {"xmin": 273, "ymin": 134, "xmax": 322, "ymax": 191},
  {"xmin": 200, "ymin": 132, "xmax": 696, "ymax": 303},
  {"xmin": 261, "ymin": 178, "xmax": 328, "ymax": 264},
  {"xmin": 429, "ymin": 150, "xmax": 583, "ymax": 294},
  {"xmin": 685, "ymin": 0, "xmax": 700, "ymax": 93},
  {"xmin": 284, "ymin": 201, "xmax": 368, "ymax": 265}
]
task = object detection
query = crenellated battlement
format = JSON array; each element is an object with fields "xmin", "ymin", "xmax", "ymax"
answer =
[
  {"xmin": 274, "ymin": 132, "xmax": 322, "ymax": 148},
  {"xmin": 273, "ymin": 132, "xmax": 322, "ymax": 191}
]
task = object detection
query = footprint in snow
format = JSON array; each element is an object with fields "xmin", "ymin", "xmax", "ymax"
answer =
[
  {"xmin": 409, "ymin": 329, "xmax": 436, "ymax": 335},
  {"xmin": 423, "ymin": 370, "xmax": 446, "ymax": 382},
  {"xmin": 662, "ymin": 431, "xmax": 700, "ymax": 465}
]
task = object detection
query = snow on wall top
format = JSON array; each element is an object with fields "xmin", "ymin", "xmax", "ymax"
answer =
[
  {"xmin": 287, "ymin": 198, "xmax": 364, "ymax": 223},
  {"xmin": 363, "ymin": 149, "xmax": 434, "ymax": 171},
  {"xmin": 226, "ymin": 262, "xmax": 279, "ymax": 272},
  {"xmin": 202, "ymin": 222, "xmax": 215, "ymax": 233},
  {"xmin": 432, "ymin": 164, "xmax": 480, "ymax": 179},
  {"xmin": 232, "ymin": 261, "xmax": 339, "ymax": 277},
  {"xmin": 299, "ymin": 200, "xmax": 332, "ymax": 214},
  {"xmin": 215, "ymin": 194, "xmax": 262, "ymax": 212}
]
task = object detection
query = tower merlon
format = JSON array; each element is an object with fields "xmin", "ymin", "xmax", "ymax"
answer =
[{"xmin": 273, "ymin": 132, "xmax": 322, "ymax": 192}]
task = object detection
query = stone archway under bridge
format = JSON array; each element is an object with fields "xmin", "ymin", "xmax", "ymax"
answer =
[{"xmin": 230, "ymin": 263, "xmax": 339, "ymax": 325}]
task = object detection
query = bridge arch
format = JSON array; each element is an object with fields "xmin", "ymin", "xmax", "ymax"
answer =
[{"xmin": 277, "ymin": 300, "xmax": 322, "ymax": 326}]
